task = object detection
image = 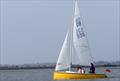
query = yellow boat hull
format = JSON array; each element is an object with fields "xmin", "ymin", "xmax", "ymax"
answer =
[{"xmin": 53, "ymin": 71, "xmax": 107, "ymax": 80}]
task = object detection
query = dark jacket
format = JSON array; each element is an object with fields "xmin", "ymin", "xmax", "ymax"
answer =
[{"xmin": 89, "ymin": 63, "xmax": 95, "ymax": 73}]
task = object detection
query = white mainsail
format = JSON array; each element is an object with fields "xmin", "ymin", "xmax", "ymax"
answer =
[
  {"xmin": 55, "ymin": 0, "xmax": 93, "ymax": 71},
  {"xmin": 73, "ymin": 1, "xmax": 92, "ymax": 65},
  {"xmin": 55, "ymin": 32, "xmax": 70, "ymax": 71}
]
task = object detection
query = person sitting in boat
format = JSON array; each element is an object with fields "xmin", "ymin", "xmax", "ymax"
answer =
[
  {"xmin": 89, "ymin": 63, "xmax": 95, "ymax": 73},
  {"xmin": 77, "ymin": 67, "xmax": 85, "ymax": 74}
]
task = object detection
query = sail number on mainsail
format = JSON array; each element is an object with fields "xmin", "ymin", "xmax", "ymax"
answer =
[{"xmin": 76, "ymin": 17, "xmax": 85, "ymax": 39}]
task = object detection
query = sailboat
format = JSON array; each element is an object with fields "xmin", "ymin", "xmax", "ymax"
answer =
[{"xmin": 53, "ymin": 0, "xmax": 107, "ymax": 80}]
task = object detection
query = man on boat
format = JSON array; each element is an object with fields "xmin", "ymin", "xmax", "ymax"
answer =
[
  {"xmin": 77, "ymin": 67, "xmax": 85, "ymax": 74},
  {"xmin": 89, "ymin": 63, "xmax": 95, "ymax": 73}
]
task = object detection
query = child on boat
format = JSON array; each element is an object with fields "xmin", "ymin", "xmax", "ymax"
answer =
[{"xmin": 77, "ymin": 67, "xmax": 85, "ymax": 74}]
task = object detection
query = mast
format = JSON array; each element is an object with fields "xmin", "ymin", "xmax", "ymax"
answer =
[{"xmin": 69, "ymin": 0, "xmax": 76, "ymax": 71}]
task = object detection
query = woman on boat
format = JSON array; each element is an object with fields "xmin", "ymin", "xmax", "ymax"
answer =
[
  {"xmin": 89, "ymin": 63, "xmax": 95, "ymax": 73},
  {"xmin": 77, "ymin": 67, "xmax": 85, "ymax": 74}
]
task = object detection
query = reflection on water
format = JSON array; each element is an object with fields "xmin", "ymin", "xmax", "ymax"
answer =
[{"xmin": 0, "ymin": 67, "xmax": 120, "ymax": 81}]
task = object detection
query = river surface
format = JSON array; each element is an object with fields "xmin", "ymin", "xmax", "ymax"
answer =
[{"xmin": 0, "ymin": 67, "xmax": 120, "ymax": 81}]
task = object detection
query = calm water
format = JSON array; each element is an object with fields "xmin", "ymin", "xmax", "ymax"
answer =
[{"xmin": 0, "ymin": 67, "xmax": 120, "ymax": 81}]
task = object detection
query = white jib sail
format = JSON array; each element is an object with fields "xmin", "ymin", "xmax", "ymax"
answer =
[
  {"xmin": 72, "ymin": 1, "xmax": 93, "ymax": 65},
  {"xmin": 55, "ymin": 32, "xmax": 70, "ymax": 71}
]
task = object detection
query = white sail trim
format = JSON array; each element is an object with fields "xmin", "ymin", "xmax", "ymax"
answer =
[
  {"xmin": 73, "ymin": 1, "xmax": 92, "ymax": 65},
  {"xmin": 55, "ymin": 32, "xmax": 70, "ymax": 71}
]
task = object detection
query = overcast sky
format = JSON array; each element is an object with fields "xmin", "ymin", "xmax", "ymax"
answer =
[{"xmin": 0, "ymin": 0, "xmax": 120, "ymax": 64}]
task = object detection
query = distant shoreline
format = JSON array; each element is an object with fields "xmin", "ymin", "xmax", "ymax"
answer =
[
  {"xmin": 0, "ymin": 65, "xmax": 120, "ymax": 70},
  {"xmin": 1, "ymin": 61, "xmax": 120, "ymax": 70}
]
